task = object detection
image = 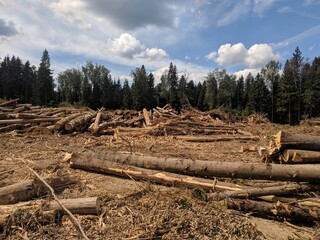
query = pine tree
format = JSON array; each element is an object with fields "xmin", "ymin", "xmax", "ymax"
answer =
[
  {"xmin": 122, "ymin": 79, "xmax": 132, "ymax": 109},
  {"xmin": 147, "ymin": 73, "xmax": 156, "ymax": 109},
  {"xmin": 261, "ymin": 60, "xmax": 281, "ymax": 122},
  {"xmin": 167, "ymin": 62, "xmax": 180, "ymax": 110},
  {"xmin": 185, "ymin": 80, "xmax": 197, "ymax": 107},
  {"xmin": 22, "ymin": 61, "xmax": 35, "ymax": 103},
  {"xmin": 234, "ymin": 76, "xmax": 245, "ymax": 110},
  {"xmin": 131, "ymin": 65, "xmax": 148, "ymax": 110},
  {"xmin": 36, "ymin": 49, "xmax": 54, "ymax": 105},
  {"xmin": 205, "ymin": 72, "xmax": 218, "ymax": 110}
]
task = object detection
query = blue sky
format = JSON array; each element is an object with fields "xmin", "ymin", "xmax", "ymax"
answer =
[{"xmin": 0, "ymin": 0, "xmax": 320, "ymax": 83}]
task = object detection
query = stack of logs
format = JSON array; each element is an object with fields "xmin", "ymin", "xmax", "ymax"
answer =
[
  {"xmin": 268, "ymin": 130, "xmax": 320, "ymax": 163},
  {"xmin": 0, "ymin": 99, "xmax": 258, "ymax": 142}
]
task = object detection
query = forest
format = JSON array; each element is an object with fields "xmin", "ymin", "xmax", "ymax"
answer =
[{"xmin": 0, "ymin": 47, "xmax": 320, "ymax": 124}]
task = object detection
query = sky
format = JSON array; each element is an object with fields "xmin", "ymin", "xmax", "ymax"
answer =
[{"xmin": 0, "ymin": 0, "xmax": 320, "ymax": 83}]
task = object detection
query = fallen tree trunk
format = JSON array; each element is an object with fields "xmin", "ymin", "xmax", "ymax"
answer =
[
  {"xmin": 0, "ymin": 178, "xmax": 76, "ymax": 205},
  {"xmin": 0, "ymin": 117, "xmax": 61, "ymax": 125},
  {"xmin": 70, "ymin": 153, "xmax": 244, "ymax": 192},
  {"xmin": 0, "ymin": 124, "xmax": 24, "ymax": 133},
  {"xmin": 225, "ymin": 198, "xmax": 320, "ymax": 223},
  {"xmin": 283, "ymin": 149, "xmax": 320, "ymax": 163},
  {"xmin": 54, "ymin": 112, "xmax": 83, "ymax": 130},
  {"xmin": 175, "ymin": 135, "xmax": 259, "ymax": 142},
  {"xmin": 40, "ymin": 125, "xmax": 55, "ymax": 135},
  {"xmin": 143, "ymin": 108, "xmax": 152, "ymax": 126},
  {"xmin": 16, "ymin": 113, "xmax": 53, "ymax": 119},
  {"xmin": 210, "ymin": 183, "xmax": 319, "ymax": 200},
  {"xmin": 69, "ymin": 150, "xmax": 320, "ymax": 182}
]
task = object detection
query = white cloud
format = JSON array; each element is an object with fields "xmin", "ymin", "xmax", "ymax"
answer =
[
  {"xmin": 208, "ymin": 43, "xmax": 280, "ymax": 68},
  {"xmin": 233, "ymin": 68, "xmax": 260, "ymax": 79},
  {"xmin": 143, "ymin": 48, "xmax": 168, "ymax": 60},
  {"xmin": 107, "ymin": 33, "xmax": 145, "ymax": 59},
  {"xmin": 218, "ymin": 0, "xmax": 251, "ymax": 26}
]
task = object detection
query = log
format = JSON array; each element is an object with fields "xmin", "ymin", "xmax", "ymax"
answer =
[
  {"xmin": 283, "ymin": 149, "xmax": 320, "ymax": 163},
  {"xmin": 40, "ymin": 125, "xmax": 55, "ymax": 135},
  {"xmin": 210, "ymin": 183, "xmax": 320, "ymax": 200},
  {"xmin": 0, "ymin": 124, "xmax": 24, "ymax": 133},
  {"xmin": 0, "ymin": 178, "xmax": 76, "ymax": 205},
  {"xmin": 143, "ymin": 108, "xmax": 152, "ymax": 126},
  {"xmin": 225, "ymin": 198, "xmax": 319, "ymax": 222},
  {"xmin": 273, "ymin": 130, "xmax": 320, "ymax": 152},
  {"xmin": 69, "ymin": 154, "xmax": 244, "ymax": 192},
  {"xmin": 65, "ymin": 112, "xmax": 97, "ymax": 131},
  {"xmin": 16, "ymin": 113, "xmax": 53, "ymax": 119},
  {"xmin": 0, "ymin": 98, "xmax": 19, "ymax": 107},
  {"xmin": 46, "ymin": 197, "xmax": 100, "ymax": 215},
  {"xmin": 175, "ymin": 135, "xmax": 259, "ymax": 142},
  {"xmin": 54, "ymin": 112, "xmax": 83, "ymax": 130},
  {"xmin": 0, "ymin": 117, "xmax": 61, "ymax": 125},
  {"xmin": 13, "ymin": 106, "xmax": 26, "ymax": 113},
  {"xmin": 240, "ymin": 145, "xmax": 257, "ymax": 152},
  {"xmin": 0, "ymin": 197, "xmax": 99, "ymax": 230},
  {"xmin": 88, "ymin": 109, "xmax": 102, "ymax": 134},
  {"xmin": 68, "ymin": 150, "xmax": 320, "ymax": 182}
]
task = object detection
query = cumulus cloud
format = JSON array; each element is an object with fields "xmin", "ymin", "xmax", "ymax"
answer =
[
  {"xmin": 106, "ymin": 33, "xmax": 168, "ymax": 61},
  {"xmin": 233, "ymin": 68, "xmax": 260, "ymax": 79},
  {"xmin": 207, "ymin": 43, "xmax": 280, "ymax": 68},
  {"xmin": 0, "ymin": 18, "xmax": 18, "ymax": 37}
]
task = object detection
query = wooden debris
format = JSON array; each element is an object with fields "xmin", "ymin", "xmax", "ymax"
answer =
[{"xmin": 283, "ymin": 149, "xmax": 320, "ymax": 163}]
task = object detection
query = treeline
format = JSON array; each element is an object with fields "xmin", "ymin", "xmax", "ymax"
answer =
[{"xmin": 0, "ymin": 47, "xmax": 320, "ymax": 124}]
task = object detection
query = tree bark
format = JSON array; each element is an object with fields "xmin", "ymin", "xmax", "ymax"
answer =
[
  {"xmin": 175, "ymin": 135, "xmax": 259, "ymax": 142},
  {"xmin": 0, "ymin": 178, "xmax": 76, "ymax": 205},
  {"xmin": 40, "ymin": 125, "xmax": 55, "ymax": 135},
  {"xmin": 210, "ymin": 183, "xmax": 319, "ymax": 200},
  {"xmin": 54, "ymin": 112, "xmax": 83, "ymax": 130},
  {"xmin": 69, "ymin": 150, "xmax": 320, "ymax": 182},
  {"xmin": 225, "ymin": 198, "xmax": 319, "ymax": 222},
  {"xmin": 16, "ymin": 113, "xmax": 53, "ymax": 119},
  {"xmin": 283, "ymin": 149, "xmax": 320, "ymax": 163},
  {"xmin": 0, "ymin": 118, "xmax": 61, "ymax": 125},
  {"xmin": 0, "ymin": 98, "xmax": 19, "ymax": 107},
  {"xmin": 69, "ymin": 153, "xmax": 245, "ymax": 192},
  {"xmin": 64, "ymin": 112, "xmax": 97, "ymax": 131}
]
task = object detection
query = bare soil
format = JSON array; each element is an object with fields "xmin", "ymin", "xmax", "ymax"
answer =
[{"xmin": 1, "ymin": 122, "xmax": 320, "ymax": 239}]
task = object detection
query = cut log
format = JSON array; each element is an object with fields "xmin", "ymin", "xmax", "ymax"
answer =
[
  {"xmin": 68, "ymin": 150, "xmax": 320, "ymax": 182},
  {"xmin": 210, "ymin": 183, "xmax": 319, "ymax": 200},
  {"xmin": 0, "ymin": 117, "xmax": 61, "ymax": 125},
  {"xmin": 175, "ymin": 135, "xmax": 259, "ymax": 142},
  {"xmin": 0, "ymin": 197, "xmax": 99, "ymax": 230},
  {"xmin": 13, "ymin": 106, "xmax": 26, "ymax": 113},
  {"xmin": 16, "ymin": 113, "xmax": 53, "ymax": 119},
  {"xmin": 0, "ymin": 124, "xmax": 24, "ymax": 133},
  {"xmin": 143, "ymin": 108, "xmax": 152, "ymax": 126},
  {"xmin": 46, "ymin": 197, "xmax": 100, "ymax": 215},
  {"xmin": 0, "ymin": 98, "xmax": 19, "ymax": 107},
  {"xmin": 69, "ymin": 153, "xmax": 245, "ymax": 192},
  {"xmin": 0, "ymin": 177, "xmax": 76, "ymax": 205},
  {"xmin": 64, "ymin": 112, "xmax": 97, "ymax": 131},
  {"xmin": 283, "ymin": 149, "xmax": 320, "ymax": 163},
  {"xmin": 54, "ymin": 112, "xmax": 83, "ymax": 130},
  {"xmin": 88, "ymin": 109, "xmax": 102, "ymax": 134},
  {"xmin": 225, "ymin": 198, "xmax": 319, "ymax": 222},
  {"xmin": 240, "ymin": 145, "xmax": 257, "ymax": 152},
  {"xmin": 40, "ymin": 125, "xmax": 55, "ymax": 135},
  {"xmin": 273, "ymin": 130, "xmax": 320, "ymax": 152}
]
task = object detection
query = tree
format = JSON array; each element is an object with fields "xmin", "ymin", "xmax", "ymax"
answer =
[
  {"xmin": 234, "ymin": 76, "xmax": 245, "ymax": 111},
  {"xmin": 196, "ymin": 81, "xmax": 207, "ymax": 111},
  {"xmin": 36, "ymin": 49, "xmax": 54, "ymax": 105},
  {"xmin": 185, "ymin": 80, "xmax": 197, "ymax": 107},
  {"xmin": 57, "ymin": 69, "xmax": 83, "ymax": 103},
  {"xmin": 122, "ymin": 79, "xmax": 132, "ymax": 109},
  {"xmin": 147, "ymin": 73, "xmax": 156, "ymax": 109},
  {"xmin": 131, "ymin": 65, "xmax": 148, "ymax": 110},
  {"xmin": 261, "ymin": 60, "xmax": 281, "ymax": 122},
  {"xmin": 244, "ymin": 73, "xmax": 255, "ymax": 114},
  {"xmin": 216, "ymin": 69, "xmax": 236, "ymax": 109},
  {"xmin": 22, "ymin": 61, "xmax": 36, "ymax": 103},
  {"xmin": 167, "ymin": 62, "xmax": 180, "ymax": 110},
  {"xmin": 205, "ymin": 72, "xmax": 218, "ymax": 110}
]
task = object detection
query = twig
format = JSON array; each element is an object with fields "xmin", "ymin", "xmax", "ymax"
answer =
[{"xmin": 18, "ymin": 158, "xmax": 90, "ymax": 240}]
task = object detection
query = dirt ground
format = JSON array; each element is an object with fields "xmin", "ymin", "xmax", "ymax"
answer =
[{"xmin": 1, "ymin": 122, "xmax": 320, "ymax": 239}]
